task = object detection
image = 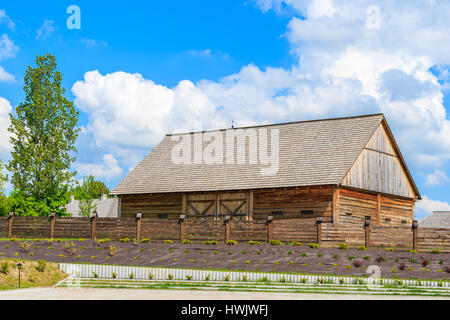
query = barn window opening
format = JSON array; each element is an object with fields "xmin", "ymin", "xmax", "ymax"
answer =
[
  {"xmin": 385, "ymin": 218, "xmax": 391, "ymax": 223},
  {"xmin": 157, "ymin": 213, "xmax": 168, "ymax": 219},
  {"xmin": 401, "ymin": 220, "xmax": 407, "ymax": 224},
  {"xmin": 271, "ymin": 211, "xmax": 284, "ymax": 216},
  {"xmin": 345, "ymin": 212, "xmax": 352, "ymax": 216},
  {"xmin": 301, "ymin": 210, "xmax": 314, "ymax": 215}
]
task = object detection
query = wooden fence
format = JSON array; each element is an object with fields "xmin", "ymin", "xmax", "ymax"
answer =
[{"xmin": 1, "ymin": 212, "xmax": 449, "ymax": 251}]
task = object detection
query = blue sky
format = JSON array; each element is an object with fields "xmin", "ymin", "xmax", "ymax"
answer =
[{"xmin": 1, "ymin": 0, "xmax": 450, "ymax": 218}]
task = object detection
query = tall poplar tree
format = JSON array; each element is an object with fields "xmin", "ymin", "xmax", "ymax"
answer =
[{"xmin": 7, "ymin": 54, "xmax": 80, "ymax": 216}]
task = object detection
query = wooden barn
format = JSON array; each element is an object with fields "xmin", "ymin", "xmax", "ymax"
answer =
[{"xmin": 111, "ymin": 114, "xmax": 421, "ymax": 228}]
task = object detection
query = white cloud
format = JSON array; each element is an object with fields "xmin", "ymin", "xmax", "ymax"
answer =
[
  {"xmin": 0, "ymin": 96, "xmax": 12, "ymax": 156},
  {"xmin": 80, "ymin": 38, "xmax": 108, "ymax": 48},
  {"xmin": 0, "ymin": 33, "xmax": 18, "ymax": 61},
  {"xmin": 416, "ymin": 195, "xmax": 450, "ymax": 219},
  {"xmin": 425, "ymin": 169, "xmax": 450, "ymax": 187},
  {"xmin": 186, "ymin": 49, "xmax": 230, "ymax": 60},
  {"xmin": 0, "ymin": 66, "xmax": 14, "ymax": 82},
  {"xmin": 0, "ymin": 10, "xmax": 15, "ymax": 30},
  {"xmin": 36, "ymin": 20, "xmax": 55, "ymax": 40},
  {"xmin": 74, "ymin": 154, "xmax": 123, "ymax": 181}
]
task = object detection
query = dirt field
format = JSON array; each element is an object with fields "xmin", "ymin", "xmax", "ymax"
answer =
[{"xmin": 0, "ymin": 240, "xmax": 449, "ymax": 280}]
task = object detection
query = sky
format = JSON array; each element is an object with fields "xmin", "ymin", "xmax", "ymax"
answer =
[{"xmin": 1, "ymin": 0, "xmax": 450, "ymax": 219}]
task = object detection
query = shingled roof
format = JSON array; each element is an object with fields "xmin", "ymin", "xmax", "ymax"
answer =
[
  {"xmin": 112, "ymin": 114, "xmax": 405, "ymax": 195},
  {"xmin": 419, "ymin": 211, "xmax": 450, "ymax": 229}
]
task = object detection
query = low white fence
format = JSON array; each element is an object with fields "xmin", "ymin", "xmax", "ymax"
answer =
[{"xmin": 59, "ymin": 263, "xmax": 449, "ymax": 288}]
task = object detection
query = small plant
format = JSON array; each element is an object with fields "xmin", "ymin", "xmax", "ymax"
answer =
[
  {"xmin": 91, "ymin": 255, "xmax": 96, "ymax": 259},
  {"xmin": 363, "ymin": 256, "xmax": 370, "ymax": 261},
  {"xmin": 288, "ymin": 260, "xmax": 294, "ymax": 265},
  {"xmin": 391, "ymin": 267, "xmax": 398, "ymax": 273},
  {"xmin": 394, "ymin": 279, "xmax": 403, "ymax": 286},
  {"xmin": 394, "ymin": 258, "xmax": 399, "ymax": 263},
  {"xmin": 410, "ymin": 249, "xmax": 418, "ymax": 254},
  {"xmin": 309, "ymin": 243, "xmax": 320, "ymax": 248},
  {"xmin": 227, "ymin": 251, "xmax": 233, "ymax": 255},
  {"xmin": 409, "ymin": 258, "xmax": 418, "ymax": 264},
  {"xmin": 287, "ymin": 250, "xmax": 293, "ymax": 255},
  {"xmin": 182, "ymin": 239, "xmax": 192, "ymax": 244},
  {"xmin": 168, "ymin": 248, "xmax": 174, "ymax": 252},
  {"xmin": 300, "ymin": 278, "xmax": 307, "ymax": 283},
  {"xmin": 188, "ymin": 259, "xmax": 195, "ymax": 263},
  {"xmin": 97, "ymin": 238, "xmax": 111, "ymax": 244},
  {"xmin": 205, "ymin": 274, "xmax": 210, "ymax": 281},
  {"xmin": 93, "ymin": 272, "xmax": 98, "ymax": 278},
  {"xmin": 339, "ymin": 278, "xmax": 345, "ymax": 284},
  {"xmin": 109, "ymin": 245, "xmax": 118, "ymax": 256},
  {"xmin": 141, "ymin": 238, "xmax": 151, "ymax": 243},
  {"xmin": 0, "ymin": 262, "xmax": 9, "ymax": 274},
  {"xmin": 248, "ymin": 240, "xmax": 262, "ymax": 245},
  {"xmin": 119, "ymin": 238, "xmax": 130, "ymax": 243},
  {"xmin": 347, "ymin": 256, "xmax": 355, "ymax": 261},
  {"xmin": 292, "ymin": 241, "xmax": 303, "ymax": 246},
  {"xmin": 184, "ymin": 249, "xmax": 190, "ymax": 253},
  {"xmin": 274, "ymin": 260, "xmax": 280, "ymax": 265},
  {"xmin": 346, "ymin": 265, "xmax": 352, "ymax": 269},
  {"xmin": 58, "ymin": 254, "xmax": 66, "ymax": 258},
  {"xmin": 242, "ymin": 275, "xmax": 247, "ymax": 282},
  {"xmin": 256, "ymin": 251, "xmax": 262, "ymax": 255},
  {"xmin": 375, "ymin": 255, "xmax": 385, "ymax": 263},
  {"xmin": 168, "ymin": 273, "xmax": 173, "ymax": 280},
  {"xmin": 186, "ymin": 275, "xmax": 193, "ymax": 280},
  {"xmin": 270, "ymin": 240, "xmax": 282, "ymax": 245},
  {"xmin": 245, "ymin": 260, "xmax": 251, "ymax": 264},
  {"xmin": 332, "ymin": 254, "xmax": 339, "ymax": 260},
  {"xmin": 316, "ymin": 253, "xmax": 323, "ymax": 257},
  {"xmin": 356, "ymin": 279, "xmax": 364, "ymax": 285},
  {"xmin": 36, "ymin": 260, "xmax": 46, "ymax": 272},
  {"xmin": 431, "ymin": 249, "xmax": 441, "ymax": 254},
  {"xmin": 212, "ymin": 251, "xmax": 218, "ymax": 255},
  {"xmin": 173, "ymin": 258, "xmax": 179, "ymax": 262},
  {"xmin": 352, "ymin": 260, "xmax": 363, "ymax": 268},
  {"xmin": 19, "ymin": 241, "xmax": 32, "ymax": 253},
  {"xmin": 112, "ymin": 272, "xmax": 117, "ymax": 279},
  {"xmin": 317, "ymin": 278, "xmax": 325, "ymax": 284},
  {"xmin": 129, "ymin": 273, "xmax": 134, "ymax": 279},
  {"xmin": 164, "ymin": 240, "xmax": 173, "ymax": 244},
  {"xmin": 224, "ymin": 274, "xmax": 230, "ymax": 281},
  {"xmin": 281, "ymin": 276, "xmax": 286, "ymax": 283},
  {"xmin": 337, "ymin": 243, "xmax": 349, "ymax": 250},
  {"xmin": 226, "ymin": 240, "xmax": 238, "ymax": 245},
  {"xmin": 386, "ymin": 247, "xmax": 394, "ymax": 252},
  {"xmin": 317, "ymin": 262, "xmax": 323, "ymax": 266},
  {"xmin": 261, "ymin": 276, "xmax": 268, "ymax": 282},
  {"xmin": 9, "ymin": 238, "xmax": 19, "ymax": 242},
  {"xmin": 301, "ymin": 252, "xmax": 307, "ymax": 257},
  {"xmin": 357, "ymin": 246, "xmax": 367, "ymax": 251},
  {"xmin": 333, "ymin": 263, "xmax": 338, "ymax": 267},
  {"xmin": 398, "ymin": 263, "xmax": 406, "ymax": 270},
  {"xmin": 241, "ymin": 250, "xmax": 247, "ymax": 254}
]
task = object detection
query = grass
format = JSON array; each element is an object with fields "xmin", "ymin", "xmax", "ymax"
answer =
[{"xmin": 0, "ymin": 259, "xmax": 67, "ymax": 290}]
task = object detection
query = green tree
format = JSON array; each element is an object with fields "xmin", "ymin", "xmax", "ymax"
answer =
[
  {"xmin": 7, "ymin": 54, "xmax": 80, "ymax": 216},
  {"xmin": 0, "ymin": 159, "xmax": 10, "ymax": 216},
  {"xmin": 70, "ymin": 175, "xmax": 111, "ymax": 217}
]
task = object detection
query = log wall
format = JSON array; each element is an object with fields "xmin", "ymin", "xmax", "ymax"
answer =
[
  {"xmin": 271, "ymin": 219, "xmax": 317, "ymax": 243},
  {"xmin": 0, "ymin": 217, "xmax": 8, "ymax": 238}
]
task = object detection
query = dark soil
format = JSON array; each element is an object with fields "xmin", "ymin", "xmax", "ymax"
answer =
[{"xmin": 0, "ymin": 240, "xmax": 449, "ymax": 280}]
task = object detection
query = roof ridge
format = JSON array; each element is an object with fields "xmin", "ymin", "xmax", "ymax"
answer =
[{"xmin": 166, "ymin": 113, "xmax": 385, "ymax": 136}]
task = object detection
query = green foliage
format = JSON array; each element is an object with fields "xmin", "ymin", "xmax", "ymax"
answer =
[
  {"xmin": 164, "ymin": 240, "xmax": 173, "ymax": 244},
  {"xmin": 248, "ymin": 240, "xmax": 261, "ymax": 245},
  {"xmin": 182, "ymin": 239, "xmax": 192, "ymax": 244},
  {"xmin": 36, "ymin": 260, "xmax": 46, "ymax": 272},
  {"xmin": 431, "ymin": 249, "xmax": 441, "ymax": 254},
  {"xmin": 337, "ymin": 243, "xmax": 349, "ymax": 250},
  {"xmin": 8, "ymin": 54, "xmax": 80, "ymax": 216},
  {"xmin": 69, "ymin": 175, "xmax": 111, "ymax": 217},
  {"xmin": 0, "ymin": 160, "xmax": 10, "ymax": 216},
  {"xmin": 270, "ymin": 240, "xmax": 282, "ymax": 245},
  {"xmin": 0, "ymin": 262, "xmax": 9, "ymax": 274},
  {"xmin": 309, "ymin": 243, "xmax": 320, "ymax": 248},
  {"xmin": 226, "ymin": 240, "xmax": 238, "ymax": 245}
]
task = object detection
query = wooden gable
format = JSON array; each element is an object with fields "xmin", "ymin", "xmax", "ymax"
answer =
[{"xmin": 341, "ymin": 121, "xmax": 417, "ymax": 199}]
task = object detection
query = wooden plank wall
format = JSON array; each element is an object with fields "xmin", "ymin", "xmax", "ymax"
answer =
[
  {"xmin": 54, "ymin": 217, "xmax": 91, "ymax": 239},
  {"xmin": 0, "ymin": 217, "xmax": 8, "ymax": 238},
  {"xmin": 418, "ymin": 228, "xmax": 450, "ymax": 252},
  {"xmin": 321, "ymin": 222, "xmax": 365, "ymax": 247},
  {"xmin": 185, "ymin": 219, "xmax": 225, "ymax": 242},
  {"xmin": 338, "ymin": 189, "xmax": 377, "ymax": 224},
  {"xmin": 230, "ymin": 220, "xmax": 267, "ymax": 242},
  {"xmin": 12, "ymin": 217, "xmax": 50, "ymax": 238},
  {"xmin": 95, "ymin": 218, "xmax": 136, "ymax": 239},
  {"xmin": 253, "ymin": 187, "xmax": 334, "ymax": 220},
  {"xmin": 379, "ymin": 196, "xmax": 414, "ymax": 226},
  {"xmin": 370, "ymin": 225, "xmax": 413, "ymax": 249},
  {"xmin": 141, "ymin": 219, "xmax": 180, "ymax": 241},
  {"xmin": 271, "ymin": 219, "xmax": 317, "ymax": 243},
  {"xmin": 120, "ymin": 193, "xmax": 182, "ymax": 219}
]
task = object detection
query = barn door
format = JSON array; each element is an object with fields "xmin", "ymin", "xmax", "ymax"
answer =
[
  {"xmin": 218, "ymin": 192, "xmax": 248, "ymax": 219},
  {"xmin": 186, "ymin": 194, "xmax": 216, "ymax": 218}
]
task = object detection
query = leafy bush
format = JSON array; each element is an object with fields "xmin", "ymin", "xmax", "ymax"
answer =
[
  {"xmin": 182, "ymin": 239, "xmax": 192, "ymax": 244},
  {"xmin": 119, "ymin": 238, "xmax": 130, "ymax": 243},
  {"xmin": 224, "ymin": 274, "xmax": 230, "ymax": 281},
  {"xmin": 248, "ymin": 241, "xmax": 261, "ymax": 245},
  {"xmin": 112, "ymin": 272, "xmax": 117, "ymax": 279},
  {"xmin": 205, "ymin": 274, "xmax": 210, "ymax": 281},
  {"xmin": 201, "ymin": 240, "xmax": 217, "ymax": 245},
  {"xmin": 0, "ymin": 262, "xmax": 9, "ymax": 274},
  {"xmin": 164, "ymin": 240, "xmax": 173, "ymax": 244},
  {"xmin": 431, "ymin": 249, "xmax": 441, "ymax": 254},
  {"xmin": 109, "ymin": 246, "xmax": 118, "ymax": 256},
  {"xmin": 291, "ymin": 241, "xmax": 302, "ymax": 247},
  {"xmin": 357, "ymin": 246, "xmax": 367, "ymax": 251},
  {"xmin": 140, "ymin": 238, "xmax": 151, "ymax": 243},
  {"xmin": 93, "ymin": 272, "xmax": 98, "ymax": 278},
  {"xmin": 97, "ymin": 238, "xmax": 111, "ymax": 244},
  {"xmin": 270, "ymin": 240, "xmax": 282, "ymax": 245},
  {"xmin": 129, "ymin": 273, "xmax": 134, "ymax": 279},
  {"xmin": 242, "ymin": 275, "xmax": 247, "ymax": 282},
  {"xmin": 337, "ymin": 243, "xmax": 349, "ymax": 250},
  {"xmin": 410, "ymin": 249, "xmax": 418, "ymax": 254},
  {"xmin": 186, "ymin": 275, "xmax": 193, "ymax": 280},
  {"xmin": 386, "ymin": 247, "xmax": 394, "ymax": 252},
  {"xmin": 309, "ymin": 243, "xmax": 320, "ymax": 248},
  {"xmin": 226, "ymin": 240, "xmax": 238, "ymax": 245},
  {"xmin": 36, "ymin": 260, "xmax": 46, "ymax": 272}
]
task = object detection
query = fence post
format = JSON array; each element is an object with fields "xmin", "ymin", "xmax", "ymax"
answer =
[
  {"xmin": 364, "ymin": 217, "xmax": 371, "ymax": 248},
  {"xmin": 136, "ymin": 212, "xmax": 143, "ymax": 242},
  {"xmin": 224, "ymin": 215, "xmax": 231, "ymax": 243},
  {"xmin": 412, "ymin": 220, "xmax": 418, "ymax": 251},
  {"xmin": 316, "ymin": 217, "xmax": 323, "ymax": 245},
  {"xmin": 90, "ymin": 211, "xmax": 98, "ymax": 241},
  {"xmin": 7, "ymin": 211, "xmax": 14, "ymax": 239},
  {"xmin": 49, "ymin": 212, "xmax": 56, "ymax": 239},
  {"xmin": 178, "ymin": 214, "xmax": 186, "ymax": 243},
  {"xmin": 266, "ymin": 215, "xmax": 274, "ymax": 243}
]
